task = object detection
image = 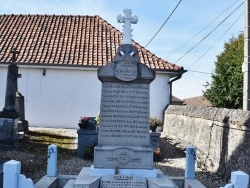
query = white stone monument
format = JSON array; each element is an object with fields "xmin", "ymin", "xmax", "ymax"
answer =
[
  {"xmin": 94, "ymin": 8, "xmax": 155, "ymax": 172},
  {"xmin": 68, "ymin": 9, "xmax": 175, "ymax": 188}
]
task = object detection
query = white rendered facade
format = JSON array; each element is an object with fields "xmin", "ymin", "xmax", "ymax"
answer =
[{"xmin": 0, "ymin": 65, "xmax": 170, "ymax": 128}]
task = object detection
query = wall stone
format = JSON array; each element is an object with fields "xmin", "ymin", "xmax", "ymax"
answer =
[{"xmin": 163, "ymin": 105, "xmax": 250, "ymax": 179}]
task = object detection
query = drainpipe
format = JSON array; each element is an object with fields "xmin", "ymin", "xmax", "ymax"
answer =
[
  {"xmin": 163, "ymin": 70, "xmax": 187, "ymax": 117},
  {"xmin": 168, "ymin": 74, "xmax": 182, "ymax": 104},
  {"xmin": 162, "ymin": 73, "xmax": 184, "ymax": 130}
]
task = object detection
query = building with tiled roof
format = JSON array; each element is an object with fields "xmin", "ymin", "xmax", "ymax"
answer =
[
  {"xmin": 171, "ymin": 96, "xmax": 184, "ymax": 105},
  {"xmin": 183, "ymin": 96, "xmax": 212, "ymax": 107},
  {"xmin": 0, "ymin": 14, "xmax": 186, "ymax": 128}
]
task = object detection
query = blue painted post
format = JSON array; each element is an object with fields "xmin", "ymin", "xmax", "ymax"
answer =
[
  {"xmin": 47, "ymin": 144, "xmax": 58, "ymax": 177},
  {"xmin": 231, "ymin": 171, "xmax": 249, "ymax": 188},
  {"xmin": 3, "ymin": 160, "xmax": 21, "ymax": 188},
  {"xmin": 185, "ymin": 145, "xmax": 196, "ymax": 179}
]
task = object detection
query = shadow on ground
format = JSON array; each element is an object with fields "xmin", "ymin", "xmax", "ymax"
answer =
[
  {"xmin": 0, "ymin": 129, "xmax": 228, "ymax": 187},
  {"xmin": 158, "ymin": 137, "xmax": 228, "ymax": 188}
]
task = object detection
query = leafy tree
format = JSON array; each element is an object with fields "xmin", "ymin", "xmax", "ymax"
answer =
[{"xmin": 203, "ymin": 32, "xmax": 244, "ymax": 109}]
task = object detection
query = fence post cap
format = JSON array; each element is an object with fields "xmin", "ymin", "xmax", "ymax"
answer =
[
  {"xmin": 4, "ymin": 160, "xmax": 21, "ymax": 173},
  {"xmin": 232, "ymin": 171, "xmax": 248, "ymax": 176},
  {"xmin": 4, "ymin": 159, "xmax": 20, "ymax": 165},
  {"xmin": 49, "ymin": 144, "xmax": 57, "ymax": 148},
  {"xmin": 186, "ymin": 145, "xmax": 195, "ymax": 149}
]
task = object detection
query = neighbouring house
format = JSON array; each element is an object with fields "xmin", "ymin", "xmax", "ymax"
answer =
[
  {"xmin": 171, "ymin": 96, "xmax": 184, "ymax": 105},
  {"xmin": 183, "ymin": 96, "xmax": 212, "ymax": 107},
  {"xmin": 0, "ymin": 15, "xmax": 186, "ymax": 128}
]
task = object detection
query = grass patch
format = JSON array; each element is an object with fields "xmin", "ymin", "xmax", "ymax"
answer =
[
  {"xmin": 0, "ymin": 129, "xmax": 77, "ymax": 182},
  {"xmin": 25, "ymin": 130, "xmax": 76, "ymax": 151}
]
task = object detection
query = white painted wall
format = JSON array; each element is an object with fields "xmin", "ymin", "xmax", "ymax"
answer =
[
  {"xmin": 0, "ymin": 67, "xmax": 7, "ymax": 108},
  {"xmin": 0, "ymin": 65, "xmax": 170, "ymax": 128},
  {"xmin": 150, "ymin": 73, "xmax": 170, "ymax": 120}
]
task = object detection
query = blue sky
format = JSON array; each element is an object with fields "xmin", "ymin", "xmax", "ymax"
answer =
[{"xmin": 0, "ymin": 0, "xmax": 244, "ymax": 99}]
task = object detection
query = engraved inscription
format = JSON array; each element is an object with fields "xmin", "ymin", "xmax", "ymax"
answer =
[
  {"xmin": 114, "ymin": 61, "xmax": 137, "ymax": 81},
  {"xmin": 101, "ymin": 175, "xmax": 147, "ymax": 188},
  {"xmin": 99, "ymin": 82, "xmax": 150, "ymax": 146}
]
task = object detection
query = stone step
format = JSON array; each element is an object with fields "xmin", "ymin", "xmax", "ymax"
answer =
[
  {"xmin": 73, "ymin": 167, "xmax": 100, "ymax": 188},
  {"xmin": 35, "ymin": 176, "xmax": 57, "ymax": 188},
  {"xmin": 185, "ymin": 179, "xmax": 206, "ymax": 188},
  {"xmin": 63, "ymin": 180, "xmax": 75, "ymax": 188},
  {"xmin": 90, "ymin": 165, "xmax": 157, "ymax": 178},
  {"xmin": 147, "ymin": 170, "xmax": 175, "ymax": 188}
]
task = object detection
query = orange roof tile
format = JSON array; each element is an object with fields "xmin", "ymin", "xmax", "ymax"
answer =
[{"xmin": 0, "ymin": 14, "xmax": 184, "ymax": 72}]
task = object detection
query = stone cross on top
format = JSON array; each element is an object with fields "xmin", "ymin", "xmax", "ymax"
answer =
[
  {"xmin": 117, "ymin": 9, "xmax": 138, "ymax": 44},
  {"xmin": 10, "ymin": 48, "xmax": 19, "ymax": 62}
]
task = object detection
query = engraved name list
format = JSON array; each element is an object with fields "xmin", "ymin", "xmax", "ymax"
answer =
[{"xmin": 99, "ymin": 82, "xmax": 150, "ymax": 146}]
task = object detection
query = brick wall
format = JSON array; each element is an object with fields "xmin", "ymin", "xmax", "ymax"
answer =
[{"xmin": 163, "ymin": 105, "xmax": 250, "ymax": 178}]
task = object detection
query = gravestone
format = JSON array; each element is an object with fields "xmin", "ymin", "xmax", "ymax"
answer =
[
  {"xmin": 16, "ymin": 91, "xmax": 29, "ymax": 133},
  {"xmin": 0, "ymin": 49, "xmax": 22, "ymax": 148}
]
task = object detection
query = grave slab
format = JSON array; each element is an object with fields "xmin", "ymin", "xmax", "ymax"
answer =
[
  {"xmin": 35, "ymin": 176, "xmax": 57, "ymax": 188},
  {"xmin": 73, "ymin": 167, "xmax": 100, "ymax": 188},
  {"xmin": 147, "ymin": 170, "xmax": 175, "ymax": 188},
  {"xmin": 57, "ymin": 175, "xmax": 77, "ymax": 188},
  {"xmin": 100, "ymin": 175, "xmax": 147, "ymax": 188},
  {"xmin": 63, "ymin": 180, "xmax": 75, "ymax": 188},
  {"xmin": 184, "ymin": 179, "xmax": 206, "ymax": 188}
]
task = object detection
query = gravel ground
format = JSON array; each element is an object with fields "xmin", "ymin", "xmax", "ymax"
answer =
[{"xmin": 1, "ymin": 127, "xmax": 228, "ymax": 188}]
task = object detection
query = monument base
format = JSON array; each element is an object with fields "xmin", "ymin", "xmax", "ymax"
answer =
[
  {"xmin": 0, "ymin": 133, "xmax": 23, "ymax": 150},
  {"xmin": 0, "ymin": 117, "xmax": 18, "ymax": 145},
  {"xmin": 89, "ymin": 165, "xmax": 157, "ymax": 178},
  {"xmin": 94, "ymin": 146, "xmax": 153, "ymax": 169},
  {"xmin": 63, "ymin": 167, "xmax": 176, "ymax": 188},
  {"xmin": 77, "ymin": 129, "xmax": 98, "ymax": 158}
]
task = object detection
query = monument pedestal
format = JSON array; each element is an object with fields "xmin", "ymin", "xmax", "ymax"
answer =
[
  {"xmin": 90, "ymin": 165, "xmax": 157, "ymax": 178},
  {"xmin": 77, "ymin": 129, "xmax": 98, "ymax": 158},
  {"xmin": 94, "ymin": 146, "xmax": 153, "ymax": 169}
]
